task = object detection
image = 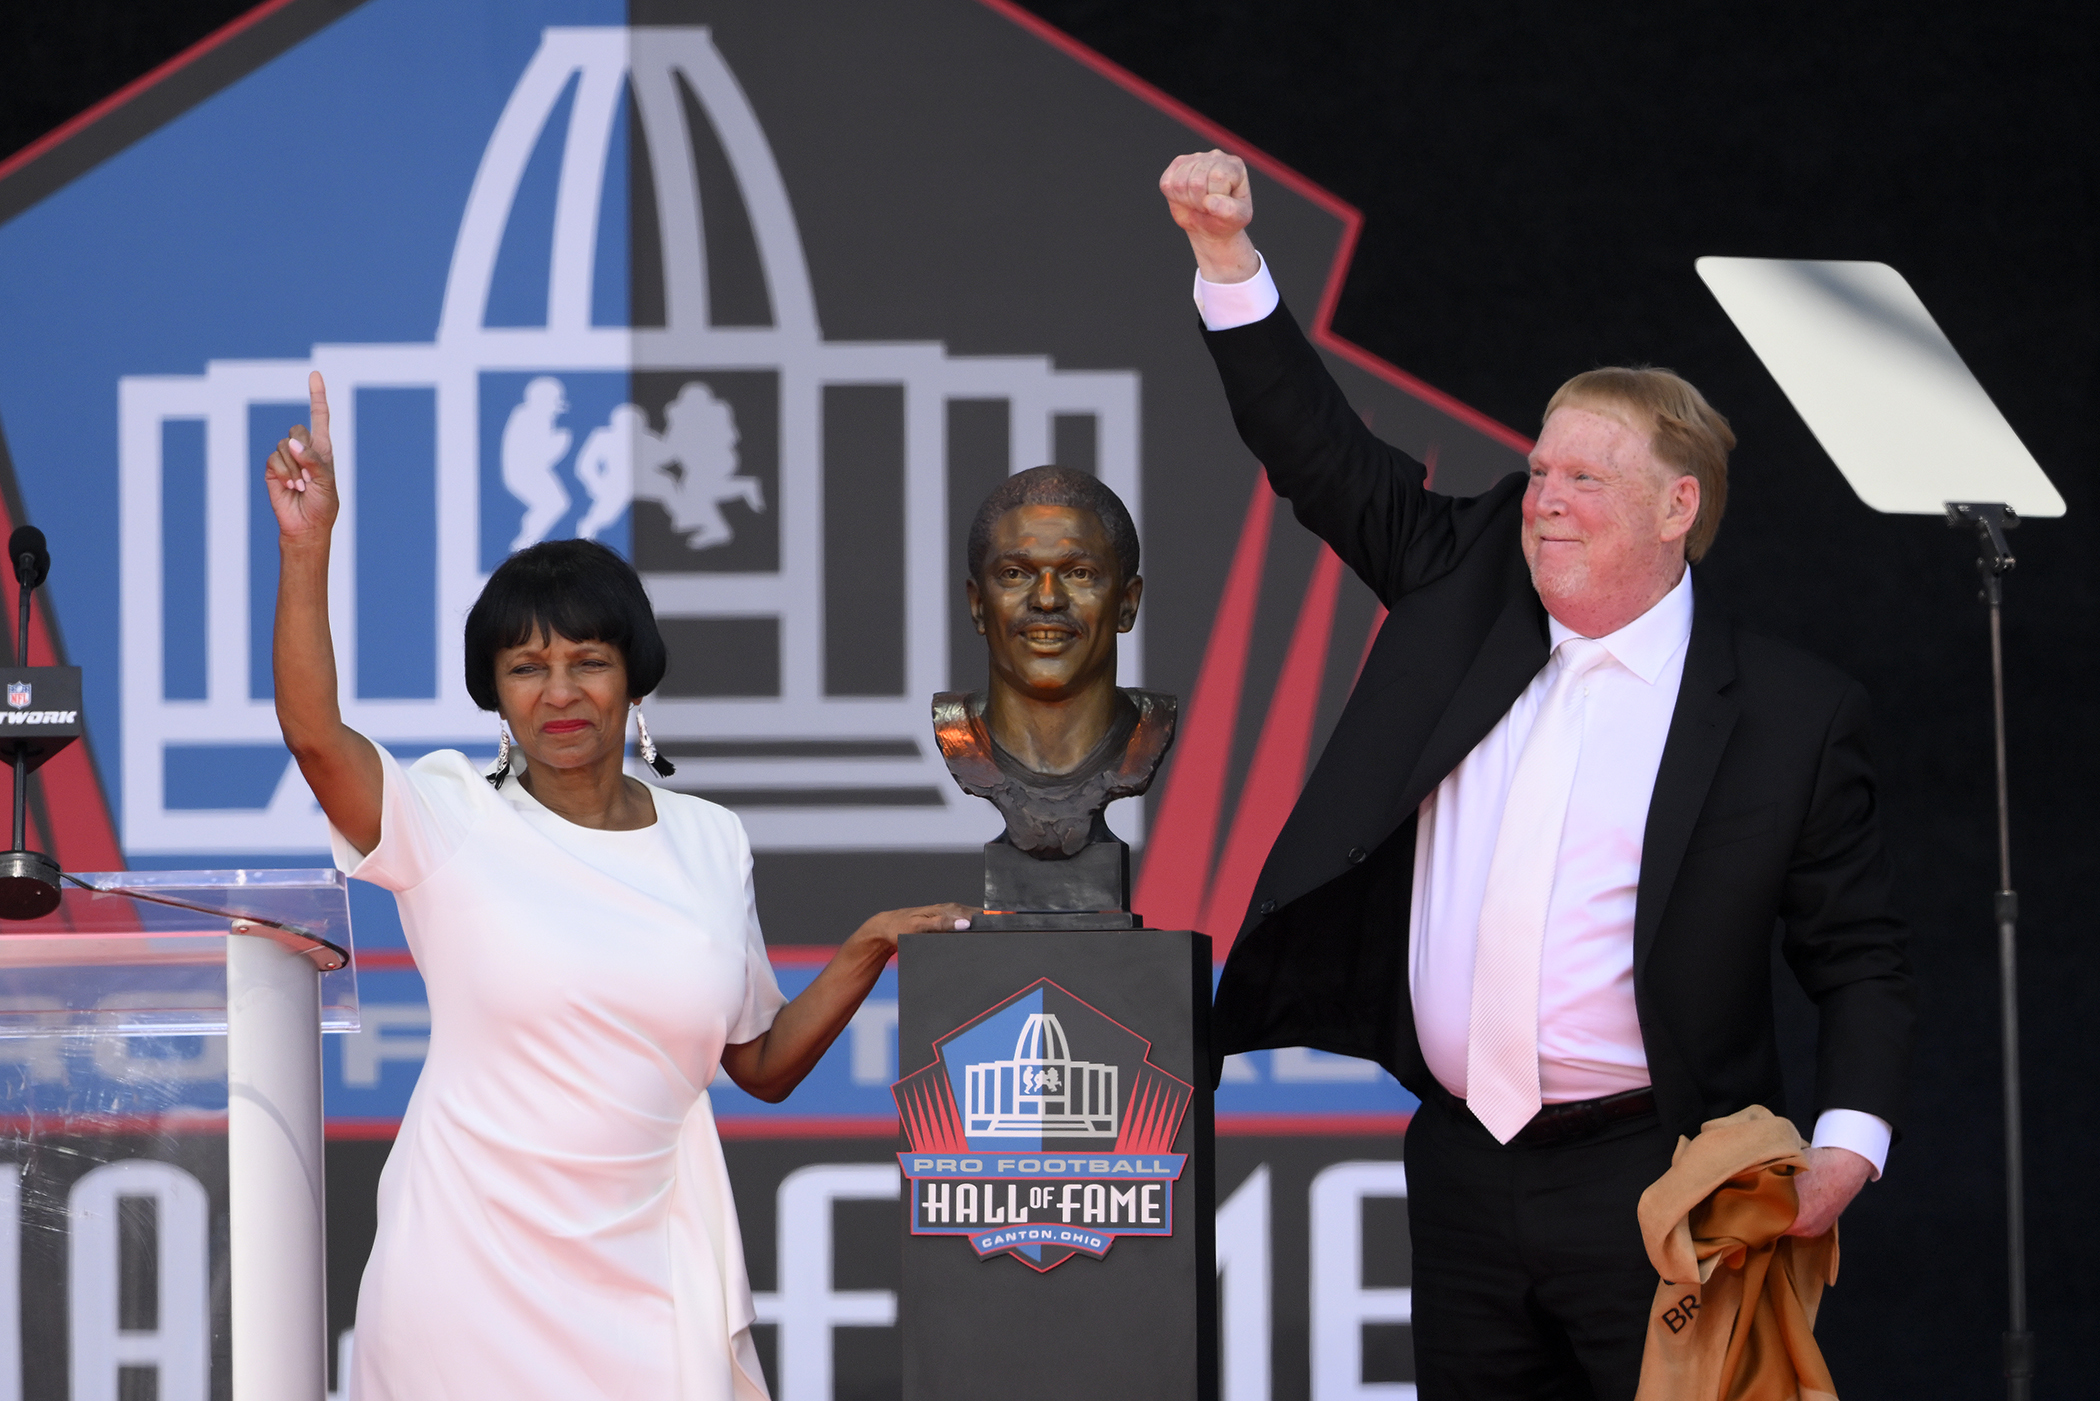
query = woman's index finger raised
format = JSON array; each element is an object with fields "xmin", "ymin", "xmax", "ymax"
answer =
[{"xmin": 306, "ymin": 370, "xmax": 333, "ymax": 455}]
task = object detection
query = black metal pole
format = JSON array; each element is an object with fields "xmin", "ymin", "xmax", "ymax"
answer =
[
  {"xmin": 1986, "ymin": 575, "xmax": 2033, "ymax": 1400},
  {"xmin": 8, "ymin": 565, "xmax": 24, "ymax": 855},
  {"xmin": 8, "ymin": 747, "xmax": 23, "ymax": 857},
  {"xmin": 1948, "ymin": 502, "xmax": 2033, "ymax": 1400}
]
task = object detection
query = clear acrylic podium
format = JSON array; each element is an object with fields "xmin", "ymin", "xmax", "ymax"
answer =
[{"xmin": 0, "ymin": 869, "xmax": 357, "ymax": 1399}]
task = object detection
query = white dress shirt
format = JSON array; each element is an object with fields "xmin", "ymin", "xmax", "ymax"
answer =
[
  {"xmin": 1193, "ymin": 259, "xmax": 1891, "ymax": 1175},
  {"xmin": 1413, "ymin": 573, "xmax": 1694, "ymax": 1107}
]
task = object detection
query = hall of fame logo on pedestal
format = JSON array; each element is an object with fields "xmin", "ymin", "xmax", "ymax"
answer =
[{"xmin": 892, "ymin": 979, "xmax": 1192, "ymax": 1272}]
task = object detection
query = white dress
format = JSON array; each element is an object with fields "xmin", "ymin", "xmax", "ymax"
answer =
[{"xmin": 332, "ymin": 745, "xmax": 785, "ymax": 1400}]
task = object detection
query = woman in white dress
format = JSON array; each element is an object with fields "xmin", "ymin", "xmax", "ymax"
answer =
[{"xmin": 264, "ymin": 373, "xmax": 973, "ymax": 1399}]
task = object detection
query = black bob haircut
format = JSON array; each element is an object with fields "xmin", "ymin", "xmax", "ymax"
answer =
[
  {"xmin": 965, "ymin": 465, "xmax": 1140, "ymax": 582},
  {"xmin": 463, "ymin": 539, "xmax": 668, "ymax": 711}
]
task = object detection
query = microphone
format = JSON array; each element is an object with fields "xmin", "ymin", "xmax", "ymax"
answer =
[{"xmin": 10, "ymin": 526, "xmax": 48, "ymax": 592}]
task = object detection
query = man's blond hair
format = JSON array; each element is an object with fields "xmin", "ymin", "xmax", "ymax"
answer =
[{"xmin": 1544, "ymin": 368, "xmax": 1735, "ymax": 563}]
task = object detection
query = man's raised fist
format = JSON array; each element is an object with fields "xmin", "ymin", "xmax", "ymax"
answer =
[
  {"xmin": 1159, "ymin": 150, "xmax": 1259, "ymax": 284},
  {"xmin": 1160, "ymin": 149, "xmax": 1253, "ymax": 240}
]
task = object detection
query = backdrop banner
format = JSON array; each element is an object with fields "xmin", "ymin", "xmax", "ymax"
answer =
[{"xmin": 0, "ymin": 1, "xmax": 1532, "ymax": 1396}]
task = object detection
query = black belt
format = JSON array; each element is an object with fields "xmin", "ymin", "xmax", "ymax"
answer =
[{"xmin": 1461, "ymin": 1086, "xmax": 1658, "ymax": 1147}]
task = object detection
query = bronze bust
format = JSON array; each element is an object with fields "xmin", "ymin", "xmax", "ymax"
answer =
[{"xmin": 933, "ymin": 466, "xmax": 1175, "ymax": 929}]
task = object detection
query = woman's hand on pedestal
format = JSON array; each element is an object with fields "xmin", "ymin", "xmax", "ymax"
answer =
[{"xmin": 845, "ymin": 902, "xmax": 978, "ymax": 961}]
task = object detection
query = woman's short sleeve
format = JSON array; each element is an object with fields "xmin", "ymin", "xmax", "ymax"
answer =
[
  {"xmin": 726, "ymin": 818, "xmax": 787, "ymax": 1045},
  {"xmin": 329, "ymin": 744, "xmax": 488, "ymax": 892}
]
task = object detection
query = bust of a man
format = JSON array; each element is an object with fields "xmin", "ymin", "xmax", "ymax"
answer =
[{"xmin": 933, "ymin": 466, "xmax": 1175, "ymax": 868}]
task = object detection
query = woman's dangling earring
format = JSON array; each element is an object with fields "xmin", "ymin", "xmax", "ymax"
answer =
[
  {"xmin": 487, "ymin": 717, "xmax": 513, "ymax": 789},
  {"xmin": 634, "ymin": 704, "xmax": 675, "ymax": 778}
]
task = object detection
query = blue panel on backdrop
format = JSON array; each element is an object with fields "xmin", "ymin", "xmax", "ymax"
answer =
[
  {"xmin": 592, "ymin": 84, "xmax": 632, "ymax": 329},
  {"xmin": 346, "ymin": 869, "xmax": 410, "ymax": 952},
  {"xmin": 356, "ymin": 387, "xmax": 439, "ymax": 699},
  {"xmin": 485, "ymin": 72, "xmax": 579, "ymax": 329},
  {"xmin": 161, "ymin": 418, "xmax": 208, "ymax": 700},
  {"xmin": 164, "ymin": 744, "xmax": 289, "ymax": 810},
  {"xmin": 325, "ymin": 966, "xmax": 435, "ymax": 1118}
]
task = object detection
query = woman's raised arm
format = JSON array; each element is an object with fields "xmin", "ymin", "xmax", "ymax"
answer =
[{"xmin": 268, "ymin": 372, "xmax": 383, "ymax": 852}]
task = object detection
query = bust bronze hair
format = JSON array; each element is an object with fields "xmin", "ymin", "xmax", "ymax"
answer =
[{"xmin": 933, "ymin": 466, "xmax": 1175, "ymax": 929}]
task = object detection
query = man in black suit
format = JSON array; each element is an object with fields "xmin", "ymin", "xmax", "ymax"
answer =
[{"xmin": 1159, "ymin": 150, "xmax": 1913, "ymax": 1398}]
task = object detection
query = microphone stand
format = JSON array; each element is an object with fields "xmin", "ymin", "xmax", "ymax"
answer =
[
  {"xmin": 0, "ymin": 533, "xmax": 62, "ymax": 918},
  {"xmin": 1946, "ymin": 501, "xmax": 2031, "ymax": 1401},
  {"xmin": 12, "ymin": 555, "xmax": 30, "ymax": 855}
]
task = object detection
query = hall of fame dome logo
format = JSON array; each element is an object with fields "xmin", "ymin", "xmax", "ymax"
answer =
[
  {"xmin": 113, "ymin": 24, "xmax": 1141, "ymax": 857},
  {"xmin": 892, "ymin": 979, "xmax": 1192, "ymax": 1272}
]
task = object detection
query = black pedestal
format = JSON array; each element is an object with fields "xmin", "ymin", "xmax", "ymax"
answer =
[
  {"xmin": 894, "ymin": 928, "xmax": 1216, "ymax": 1401},
  {"xmin": 972, "ymin": 838, "xmax": 1143, "ymax": 930}
]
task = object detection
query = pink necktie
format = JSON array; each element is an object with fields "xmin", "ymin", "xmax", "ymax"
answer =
[{"xmin": 1467, "ymin": 638, "xmax": 1611, "ymax": 1143}]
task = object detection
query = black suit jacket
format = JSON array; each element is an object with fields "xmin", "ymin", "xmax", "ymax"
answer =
[{"xmin": 1206, "ymin": 304, "xmax": 1915, "ymax": 1140}]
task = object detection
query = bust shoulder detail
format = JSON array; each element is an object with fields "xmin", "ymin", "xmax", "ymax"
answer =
[
  {"xmin": 931, "ymin": 691, "xmax": 1004, "ymax": 791},
  {"xmin": 930, "ymin": 688, "xmax": 1177, "ymax": 858},
  {"xmin": 1115, "ymin": 690, "xmax": 1177, "ymax": 788}
]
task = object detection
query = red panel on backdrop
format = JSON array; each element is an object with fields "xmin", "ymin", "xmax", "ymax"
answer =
[
  {"xmin": 1128, "ymin": 473, "xmax": 1274, "ymax": 933},
  {"xmin": 1196, "ymin": 546, "xmax": 1345, "ymax": 948}
]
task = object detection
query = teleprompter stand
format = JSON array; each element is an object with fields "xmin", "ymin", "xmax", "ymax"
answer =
[
  {"xmin": 895, "ymin": 927, "xmax": 1216, "ymax": 1401},
  {"xmin": 1700, "ymin": 256, "xmax": 2067, "ymax": 1401},
  {"xmin": 1947, "ymin": 502, "xmax": 2034, "ymax": 1395}
]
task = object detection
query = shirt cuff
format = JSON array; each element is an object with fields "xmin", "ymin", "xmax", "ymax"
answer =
[
  {"xmin": 1811, "ymin": 1108, "xmax": 1892, "ymax": 1179},
  {"xmin": 1192, "ymin": 253, "xmax": 1280, "ymax": 331}
]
